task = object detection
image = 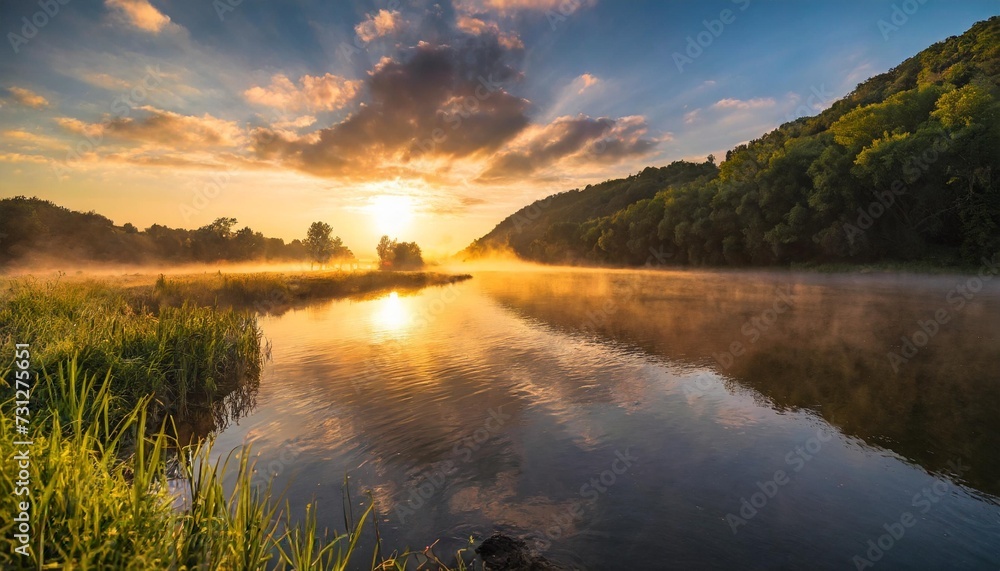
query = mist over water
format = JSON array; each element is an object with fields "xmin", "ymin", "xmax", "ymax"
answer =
[{"xmin": 205, "ymin": 268, "xmax": 1000, "ymax": 570}]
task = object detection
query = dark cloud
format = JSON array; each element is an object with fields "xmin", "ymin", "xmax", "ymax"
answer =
[
  {"xmin": 252, "ymin": 30, "xmax": 530, "ymax": 179},
  {"xmin": 481, "ymin": 115, "xmax": 660, "ymax": 180}
]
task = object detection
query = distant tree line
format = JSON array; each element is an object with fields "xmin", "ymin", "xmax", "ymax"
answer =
[{"xmin": 0, "ymin": 197, "xmax": 352, "ymax": 267}]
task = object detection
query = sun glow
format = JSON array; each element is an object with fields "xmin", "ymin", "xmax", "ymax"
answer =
[{"xmin": 368, "ymin": 194, "xmax": 416, "ymax": 235}]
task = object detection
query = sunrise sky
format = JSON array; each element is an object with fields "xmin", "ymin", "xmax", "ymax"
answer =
[{"xmin": 1, "ymin": 0, "xmax": 996, "ymax": 258}]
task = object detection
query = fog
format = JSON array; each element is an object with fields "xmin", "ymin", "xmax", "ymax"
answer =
[{"xmin": 0, "ymin": 258, "xmax": 379, "ymax": 281}]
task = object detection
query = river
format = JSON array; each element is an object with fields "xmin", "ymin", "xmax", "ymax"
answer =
[{"xmin": 208, "ymin": 268, "xmax": 1000, "ymax": 570}]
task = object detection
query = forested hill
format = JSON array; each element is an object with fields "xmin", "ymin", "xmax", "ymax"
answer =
[
  {"xmin": 464, "ymin": 160, "xmax": 719, "ymax": 263},
  {"xmin": 464, "ymin": 17, "xmax": 1000, "ymax": 267}
]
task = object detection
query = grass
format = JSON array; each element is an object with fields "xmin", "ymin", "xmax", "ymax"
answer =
[
  {"xmin": 0, "ymin": 277, "xmax": 265, "ymax": 427},
  {"xmin": 0, "ymin": 272, "xmax": 480, "ymax": 570}
]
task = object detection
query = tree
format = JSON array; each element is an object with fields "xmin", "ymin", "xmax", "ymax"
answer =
[
  {"xmin": 206, "ymin": 217, "xmax": 238, "ymax": 238},
  {"xmin": 377, "ymin": 235, "xmax": 424, "ymax": 269},
  {"xmin": 305, "ymin": 222, "xmax": 334, "ymax": 268},
  {"xmin": 194, "ymin": 217, "xmax": 239, "ymax": 261},
  {"xmin": 328, "ymin": 236, "xmax": 356, "ymax": 268},
  {"xmin": 233, "ymin": 226, "xmax": 265, "ymax": 260},
  {"xmin": 393, "ymin": 241, "xmax": 424, "ymax": 269},
  {"xmin": 377, "ymin": 235, "xmax": 394, "ymax": 267}
]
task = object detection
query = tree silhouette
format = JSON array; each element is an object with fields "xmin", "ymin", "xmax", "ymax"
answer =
[
  {"xmin": 376, "ymin": 235, "xmax": 424, "ymax": 269},
  {"xmin": 377, "ymin": 235, "xmax": 394, "ymax": 267},
  {"xmin": 306, "ymin": 222, "xmax": 335, "ymax": 269}
]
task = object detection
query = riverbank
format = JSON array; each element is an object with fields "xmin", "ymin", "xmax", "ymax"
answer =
[{"xmin": 0, "ymin": 270, "xmax": 476, "ymax": 569}]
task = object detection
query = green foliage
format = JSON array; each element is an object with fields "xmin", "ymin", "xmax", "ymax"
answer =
[{"xmin": 467, "ymin": 16, "xmax": 1000, "ymax": 267}]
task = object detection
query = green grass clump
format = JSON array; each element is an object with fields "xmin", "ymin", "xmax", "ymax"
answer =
[{"xmin": 0, "ymin": 277, "xmax": 265, "ymax": 424}]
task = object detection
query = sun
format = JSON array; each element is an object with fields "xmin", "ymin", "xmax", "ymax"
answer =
[{"xmin": 368, "ymin": 195, "xmax": 415, "ymax": 235}]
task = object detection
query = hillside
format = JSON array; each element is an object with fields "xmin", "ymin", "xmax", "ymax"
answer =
[
  {"xmin": 464, "ymin": 160, "xmax": 719, "ymax": 263},
  {"xmin": 465, "ymin": 16, "xmax": 1000, "ymax": 267}
]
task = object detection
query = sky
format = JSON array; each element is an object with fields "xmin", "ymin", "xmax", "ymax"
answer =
[{"xmin": 0, "ymin": 0, "xmax": 997, "ymax": 258}]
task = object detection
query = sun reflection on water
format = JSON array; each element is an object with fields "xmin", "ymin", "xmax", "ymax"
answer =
[{"xmin": 371, "ymin": 291, "xmax": 413, "ymax": 336}]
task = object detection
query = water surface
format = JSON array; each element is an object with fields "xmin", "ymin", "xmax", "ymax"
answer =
[{"xmin": 211, "ymin": 269, "xmax": 1000, "ymax": 570}]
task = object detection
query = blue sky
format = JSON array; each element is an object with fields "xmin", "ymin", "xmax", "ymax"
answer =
[{"xmin": 0, "ymin": 0, "xmax": 996, "ymax": 255}]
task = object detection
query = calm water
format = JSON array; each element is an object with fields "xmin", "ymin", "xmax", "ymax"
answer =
[{"xmin": 209, "ymin": 269, "xmax": 1000, "ymax": 570}]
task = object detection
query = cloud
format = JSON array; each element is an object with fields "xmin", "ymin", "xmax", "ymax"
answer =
[
  {"xmin": 455, "ymin": 0, "xmax": 594, "ymax": 16},
  {"xmin": 273, "ymin": 115, "xmax": 317, "ymax": 130},
  {"xmin": 2, "ymin": 130, "xmax": 64, "ymax": 152},
  {"xmin": 106, "ymin": 107, "xmax": 244, "ymax": 148},
  {"xmin": 456, "ymin": 16, "xmax": 524, "ymax": 49},
  {"xmin": 713, "ymin": 97, "xmax": 776, "ymax": 110},
  {"xmin": 58, "ymin": 107, "xmax": 244, "ymax": 150},
  {"xmin": 245, "ymin": 74, "xmax": 361, "ymax": 113},
  {"xmin": 684, "ymin": 109, "xmax": 701, "ymax": 125},
  {"xmin": 0, "ymin": 153, "xmax": 49, "ymax": 164},
  {"xmin": 575, "ymin": 73, "xmax": 600, "ymax": 95},
  {"xmin": 252, "ymin": 38, "xmax": 529, "ymax": 179},
  {"xmin": 54, "ymin": 117, "xmax": 105, "ymax": 139},
  {"xmin": 481, "ymin": 114, "xmax": 660, "ymax": 179},
  {"xmin": 81, "ymin": 73, "xmax": 133, "ymax": 91},
  {"xmin": 355, "ymin": 10, "xmax": 403, "ymax": 43},
  {"xmin": 105, "ymin": 0, "xmax": 172, "ymax": 34},
  {"xmin": 7, "ymin": 87, "xmax": 50, "ymax": 109}
]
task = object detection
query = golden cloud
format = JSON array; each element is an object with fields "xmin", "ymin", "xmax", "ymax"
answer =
[
  {"xmin": 105, "ymin": 0, "xmax": 172, "ymax": 33},
  {"xmin": 355, "ymin": 9, "xmax": 403, "ymax": 43},
  {"xmin": 7, "ymin": 87, "xmax": 50, "ymax": 109},
  {"xmin": 244, "ymin": 74, "xmax": 361, "ymax": 113}
]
